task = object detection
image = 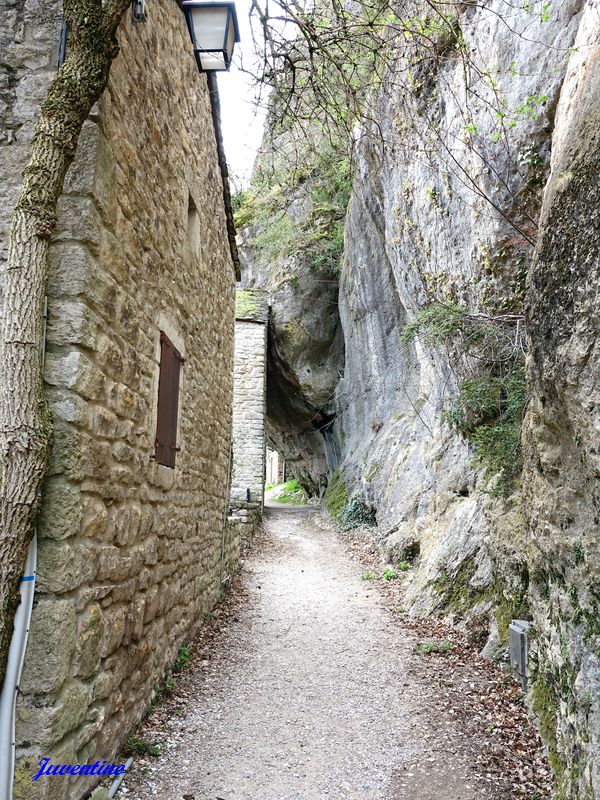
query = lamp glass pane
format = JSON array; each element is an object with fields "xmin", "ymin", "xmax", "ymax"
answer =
[
  {"xmin": 225, "ymin": 13, "xmax": 236, "ymax": 60},
  {"xmin": 191, "ymin": 7, "xmax": 229, "ymax": 51},
  {"xmin": 199, "ymin": 50, "xmax": 227, "ymax": 71}
]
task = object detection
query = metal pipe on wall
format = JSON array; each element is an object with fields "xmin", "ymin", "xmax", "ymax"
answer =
[{"xmin": 0, "ymin": 535, "xmax": 37, "ymax": 799}]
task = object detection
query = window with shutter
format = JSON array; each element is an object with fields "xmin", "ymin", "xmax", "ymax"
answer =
[{"xmin": 154, "ymin": 332, "xmax": 184, "ymax": 468}]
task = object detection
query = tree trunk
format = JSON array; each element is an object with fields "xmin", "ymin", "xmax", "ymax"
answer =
[{"xmin": 0, "ymin": 0, "xmax": 131, "ymax": 691}]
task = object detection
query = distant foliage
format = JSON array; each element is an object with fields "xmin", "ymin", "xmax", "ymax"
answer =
[
  {"xmin": 235, "ymin": 143, "xmax": 351, "ymax": 278},
  {"xmin": 245, "ymin": 0, "xmax": 561, "ymax": 247}
]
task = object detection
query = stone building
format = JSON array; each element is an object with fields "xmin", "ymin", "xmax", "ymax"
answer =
[
  {"xmin": 1, "ymin": 1, "xmax": 241, "ymax": 797},
  {"xmin": 228, "ymin": 289, "xmax": 268, "ymax": 529}
]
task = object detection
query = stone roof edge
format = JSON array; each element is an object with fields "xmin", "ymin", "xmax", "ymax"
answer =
[
  {"xmin": 207, "ymin": 73, "xmax": 241, "ymax": 281},
  {"xmin": 235, "ymin": 289, "xmax": 269, "ymax": 322}
]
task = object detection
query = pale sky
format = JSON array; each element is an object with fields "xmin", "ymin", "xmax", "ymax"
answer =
[{"xmin": 216, "ymin": 0, "xmax": 268, "ymax": 189}]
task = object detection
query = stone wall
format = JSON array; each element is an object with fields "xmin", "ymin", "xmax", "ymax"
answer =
[
  {"xmin": 1, "ymin": 2, "xmax": 237, "ymax": 798},
  {"xmin": 0, "ymin": 0, "xmax": 62, "ymax": 294},
  {"xmin": 230, "ymin": 289, "xmax": 268, "ymax": 506},
  {"xmin": 225, "ymin": 503, "xmax": 262, "ymax": 568}
]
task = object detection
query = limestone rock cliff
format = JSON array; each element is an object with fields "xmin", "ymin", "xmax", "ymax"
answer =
[{"xmin": 333, "ymin": 0, "xmax": 583, "ymax": 616}]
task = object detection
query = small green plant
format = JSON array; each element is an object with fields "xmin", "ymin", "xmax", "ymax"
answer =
[
  {"xmin": 364, "ymin": 461, "xmax": 380, "ymax": 482},
  {"xmin": 270, "ymin": 479, "xmax": 307, "ymax": 505},
  {"xmin": 580, "ymin": 691, "xmax": 594, "ymax": 713},
  {"xmin": 400, "ymin": 302, "xmax": 466, "ymax": 345},
  {"xmin": 382, "ymin": 567, "xmax": 398, "ymax": 580},
  {"xmin": 362, "ymin": 570, "xmax": 377, "ymax": 581},
  {"xmin": 463, "ymin": 363, "xmax": 526, "ymax": 495},
  {"xmin": 572, "ymin": 541, "xmax": 585, "ymax": 566},
  {"xmin": 415, "ymin": 640, "xmax": 454, "ymax": 655},
  {"xmin": 512, "ymin": 93, "xmax": 549, "ymax": 121},
  {"xmin": 425, "ymin": 185, "xmax": 440, "ymax": 206},
  {"xmin": 164, "ymin": 677, "xmax": 176, "ymax": 692},
  {"xmin": 397, "ymin": 561, "xmax": 411, "ymax": 572},
  {"xmin": 126, "ymin": 737, "xmax": 161, "ymax": 758},
  {"xmin": 173, "ymin": 644, "xmax": 191, "ymax": 673}
]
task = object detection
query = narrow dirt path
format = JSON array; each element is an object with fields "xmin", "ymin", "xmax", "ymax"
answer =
[{"xmin": 123, "ymin": 506, "xmax": 542, "ymax": 799}]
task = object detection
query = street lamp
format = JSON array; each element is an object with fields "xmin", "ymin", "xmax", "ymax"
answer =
[{"xmin": 182, "ymin": 0, "xmax": 240, "ymax": 72}]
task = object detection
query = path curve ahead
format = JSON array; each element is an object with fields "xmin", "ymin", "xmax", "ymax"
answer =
[{"xmin": 125, "ymin": 506, "xmax": 497, "ymax": 799}]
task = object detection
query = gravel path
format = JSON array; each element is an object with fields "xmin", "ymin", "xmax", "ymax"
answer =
[{"xmin": 123, "ymin": 506, "xmax": 529, "ymax": 799}]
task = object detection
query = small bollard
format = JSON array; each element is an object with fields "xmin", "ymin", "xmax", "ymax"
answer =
[{"xmin": 509, "ymin": 619, "xmax": 531, "ymax": 690}]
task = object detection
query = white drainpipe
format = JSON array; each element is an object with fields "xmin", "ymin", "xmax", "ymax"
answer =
[{"xmin": 0, "ymin": 533, "xmax": 37, "ymax": 799}]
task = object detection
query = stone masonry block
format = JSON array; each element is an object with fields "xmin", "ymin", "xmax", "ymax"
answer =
[
  {"xmin": 99, "ymin": 604, "xmax": 127, "ymax": 658},
  {"xmin": 54, "ymin": 195, "xmax": 102, "ymax": 253},
  {"xmin": 20, "ymin": 599, "xmax": 76, "ymax": 695},
  {"xmin": 46, "ymin": 299, "xmax": 97, "ymax": 349},
  {"xmin": 37, "ymin": 478, "xmax": 81, "ymax": 540},
  {"xmin": 80, "ymin": 495, "xmax": 109, "ymax": 540},
  {"xmin": 75, "ymin": 603, "xmax": 104, "ymax": 678},
  {"xmin": 47, "ymin": 242, "xmax": 95, "ymax": 299},
  {"xmin": 37, "ymin": 539, "xmax": 97, "ymax": 594},
  {"xmin": 63, "ymin": 119, "xmax": 100, "ymax": 195}
]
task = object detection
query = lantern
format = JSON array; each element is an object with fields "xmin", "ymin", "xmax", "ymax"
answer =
[{"xmin": 182, "ymin": 0, "xmax": 240, "ymax": 72}]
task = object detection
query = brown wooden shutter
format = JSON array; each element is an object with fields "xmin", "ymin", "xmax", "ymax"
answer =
[{"xmin": 154, "ymin": 332, "xmax": 183, "ymax": 468}]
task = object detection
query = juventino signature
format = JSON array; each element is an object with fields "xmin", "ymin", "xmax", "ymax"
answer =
[{"xmin": 33, "ymin": 758, "xmax": 126, "ymax": 781}]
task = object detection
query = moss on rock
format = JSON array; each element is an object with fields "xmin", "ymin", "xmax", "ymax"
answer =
[
  {"xmin": 431, "ymin": 555, "xmax": 487, "ymax": 616},
  {"xmin": 324, "ymin": 469, "xmax": 348, "ymax": 519},
  {"xmin": 531, "ymin": 671, "xmax": 566, "ymax": 785}
]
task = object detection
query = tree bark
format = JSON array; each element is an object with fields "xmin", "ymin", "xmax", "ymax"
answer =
[{"xmin": 0, "ymin": 0, "xmax": 131, "ymax": 691}]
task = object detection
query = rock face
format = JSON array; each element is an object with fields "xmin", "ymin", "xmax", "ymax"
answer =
[
  {"xmin": 334, "ymin": 0, "xmax": 583, "ymax": 614},
  {"xmin": 524, "ymin": 4, "xmax": 600, "ymax": 794},
  {"xmin": 244, "ymin": 0, "xmax": 600, "ymax": 792}
]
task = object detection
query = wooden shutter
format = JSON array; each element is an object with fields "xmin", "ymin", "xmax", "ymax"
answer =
[{"xmin": 154, "ymin": 332, "xmax": 183, "ymax": 468}]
